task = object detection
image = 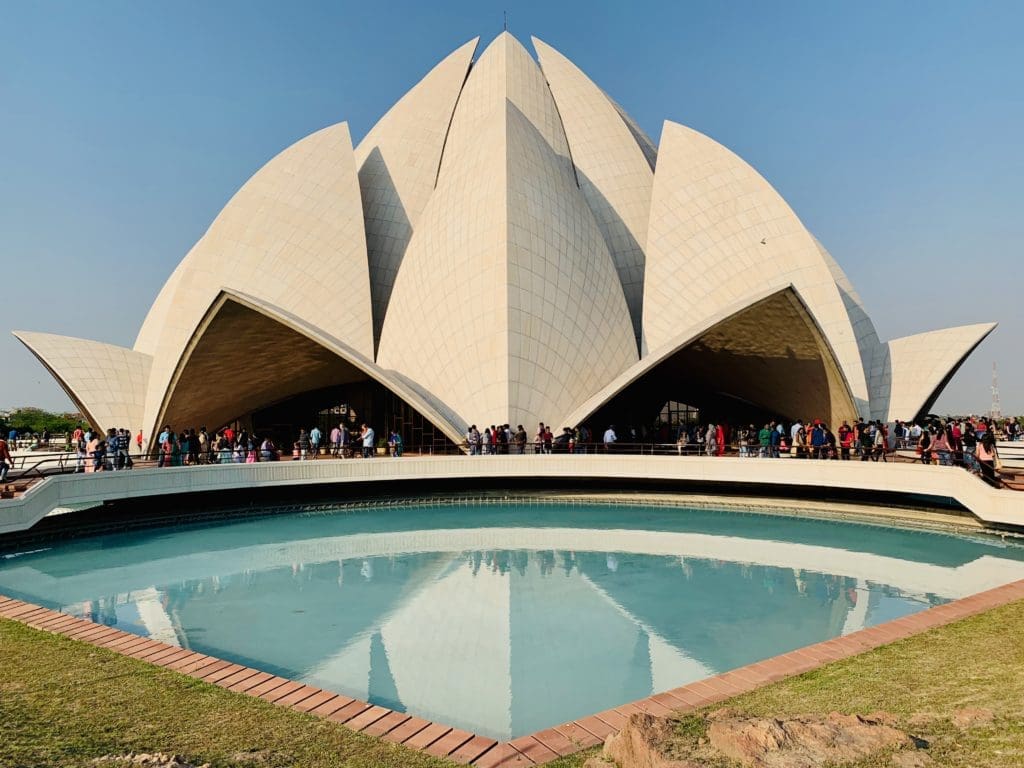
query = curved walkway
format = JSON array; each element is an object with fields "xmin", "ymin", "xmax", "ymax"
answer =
[{"xmin": 2, "ymin": 454, "xmax": 1023, "ymax": 536}]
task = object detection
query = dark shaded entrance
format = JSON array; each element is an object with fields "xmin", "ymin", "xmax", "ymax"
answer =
[
  {"xmin": 251, "ymin": 382, "xmax": 452, "ymax": 454},
  {"xmin": 584, "ymin": 290, "xmax": 857, "ymax": 440},
  {"xmin": 159, "ymin": 294, "xmax": 455, "ymax": 453}
]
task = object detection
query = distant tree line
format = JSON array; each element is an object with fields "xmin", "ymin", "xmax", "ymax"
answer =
[{"xmin": 1, "ymin": 407, "xmax": 85, "ymax": 437}]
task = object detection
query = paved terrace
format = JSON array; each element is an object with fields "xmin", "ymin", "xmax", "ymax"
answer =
[{"xmin": 1, "ymin": 454, "xmax": 1023, "ymax": 535}]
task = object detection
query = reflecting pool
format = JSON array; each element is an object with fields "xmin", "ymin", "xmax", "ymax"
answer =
[{"xmin": 2, "ymin": 502, "xmax": 1023, "ymax": 739}]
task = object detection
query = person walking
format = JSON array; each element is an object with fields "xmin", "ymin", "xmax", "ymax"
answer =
[
  {"xmin": 0, "ymin": 435, "xmax": 13, "ymax": 484},
  {"xmin": 360, "ymin": 423, "xmax": 375, "ymax": 458},
  {"xmin": 917, "ymin": 427, "xmax": 933, "ymax": 465},
  {"xmin": 156, "ymin": 425, "xmax": 170, "ymax": 467},
  {"xmin": 515, "ymin": 425, "xmax": 527, "ymax": 454},
  {"xmin": 170, "ymin": 433, "xmax": 182, "ymax": 467},
  {"xmin": 838, "ymin": 421, "xmax": 852, "ymax": 460},
  {"xmin": 310, "ymin": 425, "xmax": 322, "ymax": 459},
  {"xmin": 603, "ymin": 424, "xmax": 617, "ymax": 453},
  {"xmin": 339, "ymin": 423, "xmax": 350, "ymax": 458},
  {"xmin": 976, "ymin": 433, "xmax": 998, "ymax": 486},
  {"xmin": 873, "ymin": 421, "xmax": 888, "ymax": 462},
  {"xmin": 388, "ymin": 430, "xmax": 404, "ymax": 457},
  {"xmin": 931, "ymin": 427, "xmax": 951, "ymax": 466}
]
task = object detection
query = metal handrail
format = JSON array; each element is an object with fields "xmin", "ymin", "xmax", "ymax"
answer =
[{"xmin": 3, "ymin": 440, "xmax": 1019, "ymax": 493}]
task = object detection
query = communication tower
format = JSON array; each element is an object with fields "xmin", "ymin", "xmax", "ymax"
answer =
[{"xmin": 991, "ymin": 362, "xmax": 1002, "ymax": 419}]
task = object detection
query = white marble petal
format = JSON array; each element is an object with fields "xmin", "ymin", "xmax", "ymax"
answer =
[
  {"xmin": 13, "ymin": 331, "xmax": 151, "ymax": 434},
  {"xmin": 642, "ymin": 120, "xmax": 870, "ymax": 416},
  {"xmin": 378, "ymin": 33, "xmax": 636, "ymax": 429},
  {"xmin": 355, "ymin": 37, "xmax": 479, "ymax": 349},
  {"xmin": 875, "ymin": 323, "xmax": 997, "ymax": 421},
  {"xmin": 138, "ymin": 122, "xmax": 373, "ymax": 440},
  {"xmin": 534, "ymin": 37, "xmax": 653, "ymax": 347}
]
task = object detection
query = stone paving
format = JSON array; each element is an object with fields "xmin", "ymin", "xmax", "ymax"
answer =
[{"xmin": 4, "ymin": 578, "xmax": 1024, "ymax": 765}]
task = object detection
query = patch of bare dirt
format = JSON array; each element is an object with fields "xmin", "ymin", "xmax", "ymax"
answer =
[
  {"xmin": 92, "ymin": 754, "xmax": 209, "ymax": 768},
  {"xmin": 597, "ymin": 709, "xmax": 927, "ymax": 768}
]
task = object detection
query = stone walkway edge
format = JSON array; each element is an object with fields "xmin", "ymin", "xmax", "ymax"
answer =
[{"xmin": 3, "ymin": 578, "xmax": 1024, "ymax": 767}]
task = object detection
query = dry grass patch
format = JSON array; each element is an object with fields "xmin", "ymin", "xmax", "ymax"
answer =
[{"xmin": 0, "ymin": 618, "xmax": 449, "ymax": 768}]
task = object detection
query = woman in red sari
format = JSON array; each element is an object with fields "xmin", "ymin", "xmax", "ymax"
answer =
[{"xmin": 715, "ymin": 423, "xmax": 726, "ymax": 456}]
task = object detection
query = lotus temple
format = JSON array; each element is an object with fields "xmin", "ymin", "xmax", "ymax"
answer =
[{"xmin": 13, "ymin": 32, "xmax": 995, "ymax": 449}]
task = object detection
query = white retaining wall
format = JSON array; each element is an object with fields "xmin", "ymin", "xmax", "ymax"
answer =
[{"xmin": 1, "ymin": 455, "xmax": 1023, "ymax": 536}]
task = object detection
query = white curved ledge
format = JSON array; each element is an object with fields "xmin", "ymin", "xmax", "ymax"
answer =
[{"xmin": 2, "ymin": 455, "xmax": 1022, "ymax": 536}]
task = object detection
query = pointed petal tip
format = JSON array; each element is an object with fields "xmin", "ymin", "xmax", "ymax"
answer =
[
  {"xmin": 13, "ymin": 329, "xmax": 67, "ymax": 344},
  {"xmin": 530, "ymin": 36, "xmax": 560, "ymax": 66},
  {"xmin": 455, "ymin": 35, "xmax": 480, "ymax": 57},
  {"xmin": 482, "ymin": 29, "xmax": 529, "ymax": 55},
  {"xmin": 890, "ymin": 320, "xmax": 998, "ymax": 345}
]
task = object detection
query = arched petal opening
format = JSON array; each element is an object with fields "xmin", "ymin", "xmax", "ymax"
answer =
[
  {"xmin": 564, "ymin": 287, "xmax": 859, "ymax": 432},
  {"xmin": 642, "ymin": 121, "xmax": 869, "ymax": 414},
  {"xmin": 138, "ymin": 122, "xmax": 374, "ymax": 445},
  {"xmin": 152, "ymin": 291, "xmax": 466, "ymax": 449}
]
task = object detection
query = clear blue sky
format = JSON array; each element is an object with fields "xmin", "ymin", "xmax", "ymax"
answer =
[{"xmin": 1, "ymin": 0, "xmax": 1021, "ymax": 415}]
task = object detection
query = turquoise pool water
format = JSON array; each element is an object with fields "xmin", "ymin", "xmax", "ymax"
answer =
[{"xmin": 2, "ymin": 502, "xmax": 1024, "ymax": 739}]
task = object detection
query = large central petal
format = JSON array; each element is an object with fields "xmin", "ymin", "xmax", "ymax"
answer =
[{"xmin": 377, "ymin": 33, "xmax": 637, "ymax": 430}]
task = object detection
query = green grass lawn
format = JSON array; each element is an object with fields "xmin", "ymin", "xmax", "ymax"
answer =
[
  {"xmin": 551, "ymin": 597, "xmax": 1024, "ymax": 768},
  {"xmin": 4, "ymin": 599, "xmax": 1024, "ymax": 768},
  {"xmin": 0, "ymin": 618, "xmax": 449, "ymax": 768}
]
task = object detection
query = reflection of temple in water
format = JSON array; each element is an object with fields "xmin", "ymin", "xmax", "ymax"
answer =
[
  {"xmin": 65, "ymin": 545, "xmax": 939, "ymax": 739},
  {"xmin": 5, "ymin": 513, "xmax": 1024, "ymax": 740}
]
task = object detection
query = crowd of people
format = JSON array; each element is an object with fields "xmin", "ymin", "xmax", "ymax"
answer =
[
  {"xmin": 696, "ymin": 416, "xmax": 1005, "ymax": 482},
  {"xmin": 463, "ymin": 423, "xmax": 598, "ymax": 454},
  {"xmin": 66, "ymin": 426, "xmax": 139, "ymax": 473},
  {"xmin": 10, "ymin": 411, "xmax": 1020, "ymax": 491},
  {"xmin": 294, "ymin": 423, "xmax": 404, "ymax": 459},
  {"xmin": 459, "ymin": 415, "xmax": 1017, "ymax": 487},
  {"xmin": 147, "ymin": 422, "xmax": 407, "ymax": 465}
]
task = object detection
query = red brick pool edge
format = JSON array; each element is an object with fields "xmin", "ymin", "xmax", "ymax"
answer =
[{"xmin": 4, "ymin": 579, "xmax": 1024, "ymax": 767}]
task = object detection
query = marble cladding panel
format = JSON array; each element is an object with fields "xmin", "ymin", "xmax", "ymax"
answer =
[
  {"xmin": 440, "ymin": 33, "xmax": 572, "ymax": 182},
  {"xmin": 376, "ymin": 111, "xmax": 511, "ymax": 428}
]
